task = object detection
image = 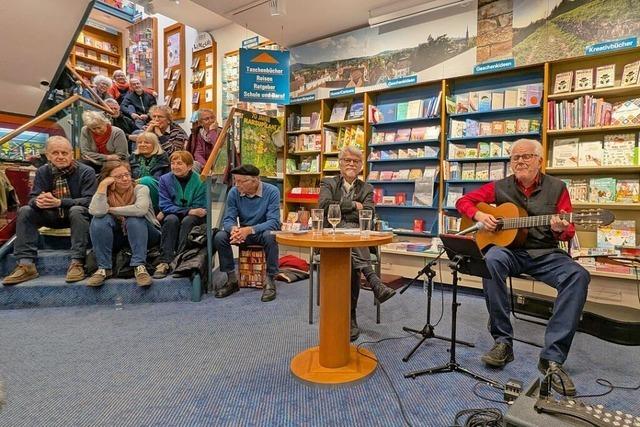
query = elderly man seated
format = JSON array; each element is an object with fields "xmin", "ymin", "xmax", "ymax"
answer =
[
  {"xmin": 214, "ymin": 165, "xmax": 281, "ymax": 302},
  {"xmin": 2, "ymin": 136, "xmax": 97, "ymax": 285}
]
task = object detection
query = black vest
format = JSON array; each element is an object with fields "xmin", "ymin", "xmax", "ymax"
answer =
[{"xmin": 494, "ymin": 174, "xmax": 566, "ymax": 254}]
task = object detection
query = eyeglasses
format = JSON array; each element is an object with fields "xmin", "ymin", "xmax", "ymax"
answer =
[
  {"xmin": 510, "ymin": 153, "xmax": 538, "ymax": 162},
  {"xmin": 340, "ymin": 158, "xmax": 362, "ymax": 164},
  {"xmin": 112, "ymin": 173, "xmax": 132, "ymax": 180}
]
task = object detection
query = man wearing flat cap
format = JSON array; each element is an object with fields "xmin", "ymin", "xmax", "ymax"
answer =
[{"xmin": 214, "ymin": 164, "xmax": 281, "ymax": 302}]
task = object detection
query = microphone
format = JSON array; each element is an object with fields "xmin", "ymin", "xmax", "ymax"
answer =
[{"xmin": 456, "ymin": 222, "xmax": 484, "ymax": 236}]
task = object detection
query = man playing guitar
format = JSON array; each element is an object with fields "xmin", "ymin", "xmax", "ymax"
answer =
[{"xmin": 456, "ymin": 138, "xmax": 590, "ymax": 396}]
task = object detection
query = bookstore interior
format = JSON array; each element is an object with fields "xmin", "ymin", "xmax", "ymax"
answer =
[{"xmin": 2, "ymin": 0, "xmax": 640, "ymax": 426}]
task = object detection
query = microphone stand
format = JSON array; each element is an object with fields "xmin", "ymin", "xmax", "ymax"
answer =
[{"xmin": 400, "ymin": 247, "xmax": 474, "ymax": 363}]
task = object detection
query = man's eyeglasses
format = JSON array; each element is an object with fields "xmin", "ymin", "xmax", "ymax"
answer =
[
  {"xmin": 510, "ymin": 153, "xmax": 538, "ymax": 162},
  {"xmin": 340, "ymin": 158, "xmax": 362, "ymax": 165},
  {"xmin": 112, "ymin": 173, "xmax": 132, "ymax": 181}
]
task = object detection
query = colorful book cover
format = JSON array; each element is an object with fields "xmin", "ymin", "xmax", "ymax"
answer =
[
  {"xmin": 526, "ymin": 84, "xmax": 542, "ymax": 106},
  {"xmin": 383, "ymin": 131, "xmax": 397, "ymax": 143},
  {"xmin": 409, "ymin": 168, "xmax": 423, "ymax": 179},
  {"xmin": 410, "ymin": 127, "xmax": 427, "ymax": 141},
  {"xmin": 551, "ymin": 138, "xmax": 579, "ymax": 167},
  {"xmin": 456, "ymin": 93, "xmax": 469, "ymax": 113},
  {"xmin": 621, "ymin": 61, "xmax": 640, "ymax": 87},
  {"xmin": 504, "ymin": 120, "xmax": 517, "ymax": 134},
  {"xmin": 347, "ymin": 102, "xmax": 365, "ymax": 119},
  {"xmin": 461, "ymin": 163, "xmax": 476, "ymax": 180},
  {"xmin": 529, "ymin": 119, "xmax": 541, "ymax": 133},
  {"xmin": 589, "ymin": 177, "xmax": 617, "ymax": 203},
  {"xmin": 491, "ymin": 121, "xmax": 505, "ymax": 135},
  {"xmin": 515, "ymin": 119, "xmax": 530, "ymax": 133},
  {"xmin": 603, "ymin": 134, "xmax": 636, "ymax": 165},
  {"xmin": 478, "ymin": 91, "xmax": 492, "ymax": 112},
  {"xmin": 396, "ymin": 102, "xmax": 409, "ymax": 121},
  {"xmin": 502, "ymin": 141, "xmax": 514, "ymax": 157},
  {"xmin": 475, "ymin": 163, "xmax": 489, "ymax": 180},
  {"xmin": 595, "ymin": 64, "xmax": 616, "ymax": 88},
  {"xmin": 477, "ymin": 142, "xmax": 491, "ymax": 158},
  {"xmin": 479, "ymin": 122, "xmax": 492, "ymax": 136},
  {"xmin": 395, "ymin": 128, "xmax": 412, "ymax": 142},
  {"xmin": 578, "ymin": 140, "xmax": 603, "ymax": 167},
  {"xmin": 468, "ymin": 92, "xmax": 479, "ymax": 112},
  {"xmin": 616, "ymin": 179, "xmax": 640, "ymax": 203},
  {"xmin": 517, "ymin": 86, "xmax": 528, "ymax": 107},
  {"xmin": 489, "ymin": 162, "xmax": 505, "ymax": 180},
  {"xmin": 464, "ymin": 119, "xmax": 479, "ymax": 137},
  {"xmin": 329, "ymin": 102, "xmax": 349, "ymax": 122},
  {"xmin": 504, "ymin": 89, "xmax": 518, "ymax": 108},
  {"xmin": 491, "ymin": 91, "xmax": 504, "ymax": 110},
  {"xmin": 597, "ymin": 220, "xmax": 636, "ymax": 249},
  {"xmin": 490, "ymin": 142, "xmax": 503, "ymax": 157},
  {"xmin": 554, "ymin": 71, "xmax": 573, "ymax": 93},
  {"xmin": 406, "ymin": 100, "xmax": 423, "ymax": 119},
  {"xmin": 377, "ymin": 103, "xmax": 397, "ymax": 123},
  {"xmin": 450, "ymin": 119, "xmax": 466, "ymax": 138},
  {"xmin": 574, "ymin": 69, "xmax": 594, "ymax": 91},
  {"xmin": 465, "ymin": 147, "xmax": 478, "ymax": 158}
]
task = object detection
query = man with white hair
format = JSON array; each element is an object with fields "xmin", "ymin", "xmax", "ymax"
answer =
[
  {"xmin": 318, "ymin": 145, "xmax": 396, "ymax": 341},
  {"xmin": 121, "ymin": 77, "xmax": 157, "ymax": 127},
  {"xmin": 3, "ymin": 136, "xmax": 96, "ymax": 285},
  {"xmin": 456, "ymin": 138, "xmax": 590, "ymax": 396}
]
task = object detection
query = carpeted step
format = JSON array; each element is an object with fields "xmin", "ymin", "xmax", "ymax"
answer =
[
  {"xmin": 0, "ymin": 274, "xmax": 194, "ymax": 309},
  {"xmin": 0, "ymin": 250, "xmax": 74, "ymax": 276}
]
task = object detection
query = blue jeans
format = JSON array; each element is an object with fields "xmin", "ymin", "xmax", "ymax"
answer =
[
  {"xmin": 90, "ymin": 215, "xmax": 161, "ymax": 269},
  {"xmin": 483, "ymin": 246, "xmax": 590, "ymax": 363},
  {"xmin": 213, "ymin": 230, "xmax": 279, "ymax": 277}
]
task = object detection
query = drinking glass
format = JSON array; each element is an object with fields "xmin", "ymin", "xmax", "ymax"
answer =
[
  {"xmin": 359, "ymin": 209, "xmax": 373, "ymax": 238},
  {"xmin": 311, "ymin": 209, "xmax": 324, "ymax": 235},
  {"xmin": 327, "ymin": 204, "xmax": 341, "ymax": 236}
]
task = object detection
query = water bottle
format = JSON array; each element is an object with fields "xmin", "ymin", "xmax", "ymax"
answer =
[{"xmin": 114, "ymin": 295, "xmax": 124, "ymax": 311}]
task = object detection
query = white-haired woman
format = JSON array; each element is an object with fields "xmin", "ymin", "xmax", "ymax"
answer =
[
  {"xmin": 80, "ymin": 110, "xmax": 129, "ymax": 172},
  {"xmin": 82, "ymin": 75, "xmax": 113, "ymax": 104},
  {"xmin": 107, "ymin": 70, "xmax": 129, "ymax": 104},
  {"xmin": 130, "ymin": 132, "xmax": 170, "ymax": 210}
]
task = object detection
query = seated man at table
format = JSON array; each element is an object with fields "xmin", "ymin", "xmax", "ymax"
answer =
[
  {"xmin": 455, "ymin": 138, "xmax": 590, "ymax": 396},
  {"xmin": 318, "ymin": 145, "xmax": 395, "ymax": 341},
  {"xmin": 3, "ymin": 136, "xmax": 96, "ymax": 285},
  {"xmin": 214, "ymin": 164, "xmax": 281, "ymax": 302}
]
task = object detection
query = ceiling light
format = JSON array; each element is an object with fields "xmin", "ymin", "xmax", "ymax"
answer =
[{"xmin": 368, "ymin": 0, "xmax": 472, "ymax": 28}]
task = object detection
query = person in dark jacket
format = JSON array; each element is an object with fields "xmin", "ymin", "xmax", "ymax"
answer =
[
  {"xmin": 104, "ymin": 98, "xmax": 137, "ymax": 151},
  {"xmin": 121, "ymin": 78, "xmax": 157, "ymax": 128},
  {"xmin": 154, "ymin": 151, "xmax": 207, "ymax": 278},
  {"xmin": 2, "ymin": 136, "xmax": 97, "ymax": 285},
  {"xmin": 130, "ymin": 131, "xmax": 170, "ymax": 211},
  {"xmin": 318, "ymin": 145, "xmax": 395, "ymax": 341}
]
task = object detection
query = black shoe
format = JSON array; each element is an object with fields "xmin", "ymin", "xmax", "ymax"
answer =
[
  {"xmin": 350, "ymin": 316, "xmax": 360, "ymax": 342},
  {"xmin": 538, "ymin": 359, "xmax": 576, "ymax": 396},
  {"xmin": 261, "ymin": 277, "xmax": 276, "ymax": 302},
  {"xmin": 373, "ymin": 284, "xmax": 396, "ymax": 304},
  {"xmin": 481, "ymin": 342, "xmax": 514, "ymax": 367},
  {"xmin": 215, "ymin": 279, "xmax": 239, "ymax": 298}
]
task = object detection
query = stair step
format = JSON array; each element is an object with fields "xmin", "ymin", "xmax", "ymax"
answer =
[
  {"xmin": 0, "ymin": 274, "xmax": 195, "ymax": 309},
  {"xmin": 1, "ymin": 250, "xmax": 74, "ymax": 276}
]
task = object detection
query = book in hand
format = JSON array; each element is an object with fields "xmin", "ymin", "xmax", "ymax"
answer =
[
  {"xmin": 554, "ymin": 71, "xmax": 573, "ymax": 93},
  {"xmin": 595, "ymin": 64, "xmax": 615, "ymax": 88},
  {"xmin": 621, "ymin": 60, "xmax": 640, "ymax": 87},
  {"xmin": 574, "ymin": 68, "xmax": 593, "ymax": 91}
]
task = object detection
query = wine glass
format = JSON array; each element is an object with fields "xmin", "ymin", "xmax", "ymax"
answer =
[{"xmin": 327, "ymin": 204, "xmax": 341, "ymax": 236}]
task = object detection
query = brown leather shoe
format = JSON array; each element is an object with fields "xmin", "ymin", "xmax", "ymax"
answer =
[
  {"xmin": 65, "ymin": 261, "xmax": 85, "ymax": 283},
  {"xmin": 86, "ymin": 269, "xmax": 112, "ymax": 287},
  {"xmin": 135, "ymin": 265, "xmax": 152, "ymax": 287},
  {"xmin": 3, "ymin": 264, "xmax": 39, "ymax": 285}
]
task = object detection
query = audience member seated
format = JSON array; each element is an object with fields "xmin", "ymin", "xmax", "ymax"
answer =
[
  {"xmin": 88, "ymin": 161, "xmax": 160, "ymax": 287},
  {"xmin": 2, "ymin": 136, "xmax": 96, "ymax": 285},
  {"xmin": 80, "ymin": 111, "xmax": 129, "ymax": 172},
  {"xmin": 130, "ymin": 132, "xmax": 170, "ymax": 211},
  {"xmin": 318, "ymin": 145, "xmax": 396, "ymax": 341},
  {"xmin": 121, "ymin": 78, "xmax": 157, "ymax": 128},
  {"xmin": 82, "ymin": 75, "xmax": 113, "ymax": 104},
  {"xmin": 107, "ymin": 70, "xmax": 130, "ymax": 104},
  {"xmin": 154, "ymin": 151, "xmax": 206, "ymax": 279},
  {"xmin": 214, "ymin": 165, "xmax": 281, "ymax": 302},
  {"xmin": 104, "ymin": 98, "xmax": 136, "ymax": 151},
  {"xmin": 144, "ymin": 105, "xmax": 188, "ymax": 155},
  {"xmin": 186, "ymin": 108, "xmax": 220, "ymax": 167}
]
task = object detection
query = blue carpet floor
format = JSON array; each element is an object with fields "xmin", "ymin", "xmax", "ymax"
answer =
[{"xmin": 0, "ymin": 280, "xmax": 638, "ymax": 426}]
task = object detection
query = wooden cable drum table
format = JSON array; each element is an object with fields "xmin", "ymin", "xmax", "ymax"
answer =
[{"xmin": 276, "ymin": 231, "xmax": 394, "ymax": 385}]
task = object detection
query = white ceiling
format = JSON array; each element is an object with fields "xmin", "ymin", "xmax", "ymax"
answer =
[
  {"xmin": 191, "ymin": 0, "xmax": 403, "ymax": 47},
  {"xmin": 0, "ymin": 0, "xmax": 93, "ymax": 116},
  {"xmin": 150, "ymin": 0, "xmax": 231, "ymax": 31}
]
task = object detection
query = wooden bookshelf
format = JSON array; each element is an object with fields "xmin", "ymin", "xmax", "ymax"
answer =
[
  {"xmin": 163, "ymin": 23, "xmax": 186, "ymax": 120},
  {"xmin": 573, "ymin": 202, "xmax": 640, "ymax": 211},
  {"xmin": 547, "ymin": 124, "xmax": 640, "ymax": 135},
  {"xmin": 547, "ymin": 84, "xmax": 640, "ymax": 101},
  {"xmin": 546, "ymin": 166, "xmax": 640, "ymax": 175},
  {"xmin": 70, "ymin": 25, "xmax": 122, "ymax": 84}
]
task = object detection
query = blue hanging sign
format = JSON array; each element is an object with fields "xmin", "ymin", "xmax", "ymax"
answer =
[
  {"xmin": 386, "ymin": 75, "xmax": 417, "ymax": 88},
  {"xmin": 474, "ymin": 58, "xmax": 515, "ymax": 74},
  {"xmin": 329, "ymin": 87, "xmax": 356, "ymax": 98},
  {"xmin": 290, "ymin": 94, "xmax": 316, "ymax": 104},
  {"xmin": 239, "ymin": 48, "xmax": 290, "ymax": 104},
  {"xmin": 242, "ymin": 36, "xmax": 260, "ymax": 49},
  {"xmin": 585, "ymin": 37, "xmax": 637, "ymax": 55}
]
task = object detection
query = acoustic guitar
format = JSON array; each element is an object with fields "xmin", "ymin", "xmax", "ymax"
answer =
[{"xmin": 459, "ymin": 202, "xmax": 615, "ymax": 250}]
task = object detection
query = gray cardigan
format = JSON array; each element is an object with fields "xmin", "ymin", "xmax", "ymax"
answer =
[
  {"xmin": 80, "ymin": 126, "xmax": 129, "ymax": 165},
  {"xmin": 89, "ymin": 184, "xmax": 160, "ymax": 229}
]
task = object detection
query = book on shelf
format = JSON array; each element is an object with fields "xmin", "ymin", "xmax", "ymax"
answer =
[
  {"xmin": 456, "ymin": 93, "xmax": 469, "ymax": 113},
  {"xmin": 443, "ymin": 215, "xmax": 462, "ymax": 233},
  {"xmin": 504, "ymin": 89, "xmax": 517, "ymax": 109},
  {"xmin": 191, "ymin": 91, "xmax": 200, "ymax": 104},
  {"xmin": 478, "ymin": 91, "xmax": 491, "ymax": 112},
  {"xmin": 323, "ymin": 158, "xmax": 340, "ymax": 170},
  {"xmin": 445, "ymin": 96, "xmax": 457, "ymax": 114},
  {"xmin": 409, "ymin": 168, "xmax": 423, "ymax": 179},
  {"xmin": 396, "ymin": 102, "xmax": 409, "ymax": 121},
  {"xmin": 468, "ymin": 92, "xmax": 479, "ymax": 112},
  {"xmin": 413, "ymin": 168, "xmax": 437, "ymax": 206},
  {"xmin": 465, "ymin": 147, "xmax": 478, "ymax": 158},
  {"xmin": 611, "ymin": 98, "xmax": 640, "ymax": 126},
  {"xmin": 621, "ymin": 60, "xmax": 640, "ymax": 87},
  {"xmin": 368, "ymin": 150, "xmax": 381, "ymax": 161},
  {"xmin": 461, "ymin": 163, "xmax": 475, "ymax": 180},
  {"xmin": 191, "ymin": 56, "xmax": 200, "ymax": 69},
  {"xmin": 475, "ymin": 162, "xmax": 489, "ymax": 180},
  {"xmin": 448, "ymin": 161, "xmax": 461, "ymax": 180},
  {"xmin": 299, "ymin": 116, "xmax": 311, "ymax": 130},
  {"xmin": 446, "ymin": 186, "xmax": 464, "ymax": 207},
  {"xmin": 380, "ymin": 171, "xmax": 394, "ymax": 180},
  {"xmin": 410, "ymin": 127, "xmax": 426, "ymax": 141},
  {"xmin": 516, "ymin": 86, "xmax": 528, "ymax": 107},
  {"xmin": 347, "ymin": 102, "xmax": 364, "ymax": 120},
  {"xmin": 425, "ymin": 125, "xmax": 441, "ymax": 139},
  {"xmin": 502, "ymin": 140, "xmax": 514, "ymax": 157},
  {"xmin": 465, "ymin": 119, "xmax": 479, "ymax": 137},
  {"xmin": 597, "ymin": 220, "xmax": 636, "ymax": 249},
  {"xmin": 491, "ymin": 91, "xmax": 504, "ymax": 110},
  {"xmin": 406, "ymin": 99, "xmax": 423, "ymax": 119},
  {"xmin": 323, "ymin": 129, "xmax": 338, "ymax": 152},
  {"xmin": 595, "ymin": 64, "xmax": 615, "ymax": 88},
  {"xmin": 309, "ymin": 112, "xmax": 320, "ymax": 130},
  {"xmin": 603, "ymin": 133, "xmax": 636, "ymax": 165},
  {"xmin": 504, "ymin": 120, "xmax": 517, "ymax": 134},
  {"xmin": 574, "ymin": 68, "xmax": 593, "ymax": 91},
  {"xmin": 551, "ymin": 138, "xmax": 579, "ymax": 167},
  {"xmin": 554, "ymin": 71, "xmax": 573, "ymax": 94},
  {"xmin": 479, "ymin": 122, "xmax": 492, "ymax": 136},
  {"xmin": 577, "ymin": 140, "xmax": 603, "ymax": 167},
  {"xmin": 589, "ymin": 177, "xmax": 616, "ymax": 203},
  {"xmin": 615, "ymin": 179, "xmax": 640, "ymax": 203},
  {"xmin": 398, "ymin": 148, "xmax": 409, "ymax": 159},
  {"xmin": 368, "ymin": 170, "xmax": 380, "ymax": 180},
  {"xmin": 329, "ymin": 102, "xmax": 349, "ymax": 122},
  {"xmin": 448, "ymin": 143, "xmax": 466, "ymax": 159},
  {"xmin": 515, "ymin": 119, "xmax": 529, "ymax": 134},
  {"xmin": 566, "ymin": 178, "xmax": 589, "ymax": 202},
  {"xmin": 395, "ymin": 128, "xmax": 412, "ymax": 142},
  {"xmin": 489, "ymin": 142, "xmax": 502, "ymax": 157},
  {"xmin": 489, "ymin": 162, "xmax": 505, "ymax": 180},
  {"xmin": 393, "ymin": 169, "xmax": 410, "ymax": 180},
  {"xmin": 477, "ymin": 142, "xmax": 491, "ymax": 158},
  {"xmin": 424, "ymin": 91, "xmax": 442, "ymax": 118},
  {"xmin": 450, "ymin": 119, "xmax": 465, "ymax": 138},
  {"xmin": 526, "ymin": 84, "xmax": 542, "ymax": 106},
  {"xmin": 492, "ymin": 121, "xmax": 505, "ymax": 135}
]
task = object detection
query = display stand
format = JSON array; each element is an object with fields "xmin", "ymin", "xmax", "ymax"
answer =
[
  {"xmin": 191, "ymin": 33, "xmax": 217, "ymax": 115},
  {"xmin": 127, "ymin": 17, "xmax": 158, "ymax": 92},
  {"xmin": 163, "ymin": 23, "xmax": 186, "ymax": 120}
]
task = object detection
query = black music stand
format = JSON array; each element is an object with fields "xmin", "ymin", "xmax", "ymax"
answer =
[{"xmin": 405, "ymin": 234, "xmax": 501, "ymax": 388}]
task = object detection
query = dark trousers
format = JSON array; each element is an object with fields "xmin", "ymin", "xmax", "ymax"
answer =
[
  {"xmin": 213, "ymin": 230, "xmax": 279, "ymax": 277},
  {"xmin": 483, "ymin": 246, "xmax": 590, "ymax": 363},
  {"xmin": 14, "ymin": 205, "xmax": 90, "ymax": 261},
  {"xmin": 350, "ymin": 247, "xmax": 378, "ymax": 312},
  {"xmin": 160, "ymin": 214, "xmax": 205, "ymax": 263}
]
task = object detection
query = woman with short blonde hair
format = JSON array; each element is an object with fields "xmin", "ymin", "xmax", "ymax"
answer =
[
  {"xmin": 130, "ymin": 132, "xmax": 169, "ymax": 210},
  {"xmin": 80, "ymin": 111, "xmax": 129, "ymax": 172}
]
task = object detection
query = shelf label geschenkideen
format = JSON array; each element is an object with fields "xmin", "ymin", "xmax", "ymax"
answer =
[{"xmin": 474, "ymin": 58, "xmax": 515, "ymax": 75}]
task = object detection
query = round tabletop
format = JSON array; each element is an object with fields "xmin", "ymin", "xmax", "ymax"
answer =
[{"xmin": 276, "ymin": 231, "xmax": 393, "ymax": 249}]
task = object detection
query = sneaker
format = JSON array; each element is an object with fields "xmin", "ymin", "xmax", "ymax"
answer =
[
  {"xmin": 135, "ymin": 265, "xmax": 152, "ymax": 287},
  {"xmin": 87, "ymin": 269, "xmax": 112, "ymax": 287},
  {"xmin": 65, "ymin": 261, "xmax": 85, "ymax": 283},
  {"xmin": 538, "ymin": 359, "xmax": 576, "ymax": 396},
  {"xmin": 481, "ymin": 342, "xmax": 514, "ymax": 367},
  {"xmin": 3, "ymin": 263, "xmax": 39, "ymax": 285},
  {"xmin": 153, "ymin": 263, "xmax": 171, "ymax": 279}
]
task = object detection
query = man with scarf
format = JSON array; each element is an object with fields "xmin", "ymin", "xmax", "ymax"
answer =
[
  {"xmin": 3, "ymin": 136, "xmax": 96, "ymax": 285},
  {"xmin": 155, "ymin": 151, "xmax": 207, "ymax": 278},
  {"xmin": 318, "ymin": 145, "xmax": 396, "ymax": 341}
]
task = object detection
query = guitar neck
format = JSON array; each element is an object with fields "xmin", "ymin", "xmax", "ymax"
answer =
[{"xmin": 500, "ymin": 213, "xmax": 572, "ymax": 230}]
